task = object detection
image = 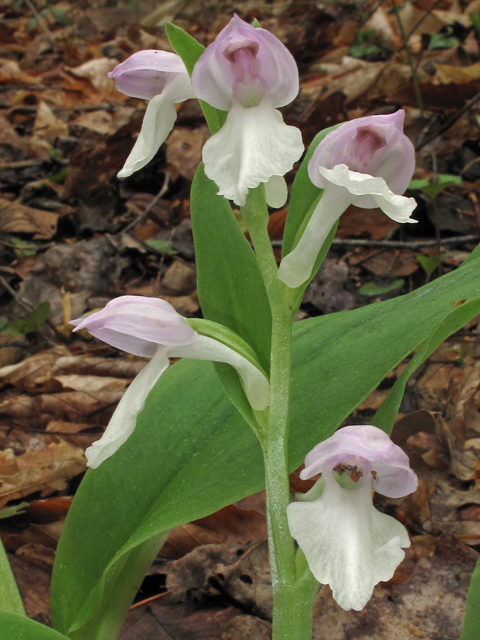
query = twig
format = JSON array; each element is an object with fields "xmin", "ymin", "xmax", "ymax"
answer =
[
  {"xmin": 0, "ymin": 276, "xmax": 35, "ymax": 312},
  {"xmin": 24, "ymin": 0, "xmax": 55, "ymax": 47},
  {"xmin": 416, "ymin": 91, "xmax": 480, "ymax": 151},
  {"xmin": 6, "ymin": 104, "xmax": 115, "ymax": 113},
  {"xmin": 401, "ymin": 0, "xmax": 443, "ymax": 44},
  {"xmin": 0, "ymin": 159, "xmax": 68, "ymax": 170},
  {"xmin": 390, "ymin": 0, "xmax": 424, "ymax": 119},
  {"xmin": 0, "ymin": 340, "xmax": 29, "ymax": 348},
  {"xmin": 271, "ymin": 234, "xmax": 480, "ymax": 250},
  {"xmin": 124, "ymin": 174, "xmax": 172, "ymax": 233},
  {"xmin": 129, "ymin": 591, "xmax": 169, "ymax": 610}
]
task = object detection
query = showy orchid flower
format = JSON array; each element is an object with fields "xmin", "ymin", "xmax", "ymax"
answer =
[
  {"xmin": 191, "ymin": 14, "xmax": 304, "ymax": 207},
  {"xmin": 278, "ymin": 111, "xmax": 417, "ymax": 288},
  {"xmin": 287, "ymin": 425, "xmax": 417, "ymax": 611},
  {"xmin": 108, "ymin": 50, "xmax": 195, "ymax": 178},
  {"xmin": 71, "ymin": 296, "xmax": 269, "ymax": 468}
]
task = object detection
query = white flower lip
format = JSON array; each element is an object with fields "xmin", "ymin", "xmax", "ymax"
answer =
[
  {"xmin": 287, "ymin": 425, "xmax": 418, "ymax": 611},
  {"xmin": 201, "ymin": 101, "xmax": 303, "ymax": 206},
  {"xmin": 191, "ymin": 14, "xmax": 303, "ymax": 206}
]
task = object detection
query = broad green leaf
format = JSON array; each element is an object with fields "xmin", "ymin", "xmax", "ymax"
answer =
[
  {"xmin": 52, "ymin": 248, "xmax": 480, "ymax": 639},
  {"xmin": 460, "ymin": 555, "xmax": 480, "ymax": 640},
  {"xmin": 190, "ymin": 164, "xmax": 271, "ymax": 428},
  {"xmin": 1, "ymin": 611, "xmax": 69, "ymax": 639},
  {"xmin": 0, "ymin": 539, "xmax": 24, "ymax": 616},
  {"xmin": 191, "ymin": 164, "xmax": 272, "ymax": 372},
  {"xmin": 282, "ymin": 124, "xmax": 340, "ymax": 258},
  {"xmin": 165, "ymin": 23, "xmax": 227, "ymax": 135}
]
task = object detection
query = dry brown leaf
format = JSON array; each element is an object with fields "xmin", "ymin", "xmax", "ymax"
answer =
[
  {"xmin": 0, "ymin": 198, "xmax": 58, "ymax": 239},
  {"xmin": 0, "ymin": 389, "xmax": 122, "ymax": 428},
  {"xmin": 434, "ymin": 62, "xmax": 480, "ymax": 85},
  {"xmin": 30, "ymin": 101, "xmax": 68, "ymax": 159},
  {"xmin": 0, "ymin": 443, "xmax": 85, "ymax": 507},
  {"xmin": 349, "ymin": 249, "xmax": 420, "ymax": 277},
  {"xmin": 69, "ymin": 57, "xmax": 117, "ymax": 93},
  {"xmin": 166, "ymin": 126, "xmax": 210, "ymax": 181},
  {"xmin": 337, "ymin": 205, "xmax": 399, "ymax": 240},
  {"xmin": 160, "ymin": 261, "xmax": 197, "ymax": 295},
  {"xmin": 0, "ymin": 113, "xmax": 29, "ymax": 161},
  {"xmin": 0, "ymin": 346, "xmax": 70, "ymax": 394},
  {"xmin": 161, "ymin": 504, "xmax": 267, "ymax": 560},
  {"xmin": 52, "ymin": 374, "xmax": 128, "ymax": 393}
]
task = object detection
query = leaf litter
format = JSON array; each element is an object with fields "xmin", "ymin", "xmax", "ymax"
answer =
[{"xmin": 2, "ymin": 0, "xmax": 480, "ymax": 637}]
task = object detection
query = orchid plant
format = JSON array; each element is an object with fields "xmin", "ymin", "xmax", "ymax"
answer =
[{"xmin": 2, "ymin": 15, "xmax": 480, "ymax": 640}]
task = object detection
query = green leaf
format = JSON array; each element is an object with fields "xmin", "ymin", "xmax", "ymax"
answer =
[
  {"xmin": 0, "ymin": 539, "xmax": 25, "ymax": 616},
  {"xmin": 191, "ymin": 164, "xmax": 272, "ymax": 372},
  {"xmin": 359, "ymin": 279, "xmax": 404, "ymax": 296},
  {"xmin": 9, "ymin": 236, "xmax": 38, "ymax": 258},
  {"xmin": 460, "ymin": 555, "xmax": 480, "ymax": 640},
  {"xmin": 0, "ymin": 503, "xmax": 28, "ymax": 520},
  {"xmin": 52, "ymin": 247, "xmax": 480, "ymax": 639},
  {"xmin": 188, "ymin": 318, "xmax": 267, "ymax": 375},
  {"xmin": 282, "ymin": 124, "xmax": 341, "ymax": 258},
  {"xmin": 190, "ymin": 164, "xmax": 272, "ymax": 428},
  {"xmin": 372, "ymin": 298, "xmax": 480, "ymax": 433},
  {"xmin": 0, "ymin": 611, "xmax": 69, "ymax": 639},
  {"xmin": 409, "ymin": 174, "xmax": 462, "ymax": 199},
  {"xmin": 2, "ymin": 302, "xmax": 50, "ymax": 337},
  {"xmin": 428, "ymin": 31, "xmax": 458, "ymax": 50},
  {"xmin": 144, "ymin": 238, "xmax": 177, "ymax": 255},
  {"xmin": 417, "ymin": 254, "xmax": 442, "ymax": 277},
  {"xmin": 165, "ymin": 23, "xmax": 227, "ymax": 135}
]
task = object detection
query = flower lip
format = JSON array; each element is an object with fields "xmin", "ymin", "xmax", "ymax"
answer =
[{"xmin": 300, "ymin": 425, "xmax": 418, "ymax": 499}]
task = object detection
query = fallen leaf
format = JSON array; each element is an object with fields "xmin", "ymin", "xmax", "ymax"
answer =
[
  {"xmin": 0, "ymin": 197, "xmax": 58, "ymax": 239},
  {"xmin": 0, "ymin": 443, "xmax": 85, "ymax": 508}
]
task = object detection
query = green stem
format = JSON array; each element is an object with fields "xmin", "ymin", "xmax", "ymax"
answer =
[
  {"xmin": 241, "ymin": 186, "xmax": 278, "ymax": 290},
  {"xmin": 242, "ymin": 186, "xmax": 317, "ymax": 639}
]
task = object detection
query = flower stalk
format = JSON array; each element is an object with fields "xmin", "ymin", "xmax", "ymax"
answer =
[{"xmin": 242, "ymin": 185, "xmax": 317, "ymax": 640}]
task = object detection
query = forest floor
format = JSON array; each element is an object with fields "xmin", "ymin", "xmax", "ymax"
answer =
[{"xmin": 2, "ymin": 0, "xmax": 480, "ymax": 638}]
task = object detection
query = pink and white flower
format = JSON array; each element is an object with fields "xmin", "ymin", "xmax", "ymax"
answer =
[
  {"xmin": 278, "ymin": 111, "xmax": 417, "ymax": 288},
  {"xmin": 71, "ymin": 296, "xmax": 269, "ymax": 468},
  {"xmin": 108, "ymin": 50, "xmax": 195, "ymax": 178},
  {"xmin": 287, "ymin": 425, "xmax": 418, "ymax": 611},
  {"xmin": 191, "ymin": 15, "xmax": 303, "ymax": 206}
]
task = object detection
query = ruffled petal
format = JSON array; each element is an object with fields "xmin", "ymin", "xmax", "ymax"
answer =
[
  {"xmin": 278, "ymin": 186, "xmax": 350, "ymax": 288},
  {"xmin": 202, "ymin": 100, "xmax": 303, "ymax": 206},
  {"xmin": 85, "ymin": 348, "xmax": 170, "ymax": 468},
  {"xmin": 318, "ymin": 165, "xmax": 417, "ymax": 223},
  {"xmin": 170, "ymin": 335, "xmax": 270, "ymax": 411},
  {"xmin": 265, "ymin": 174, "xmax": 288, "ymax": 209},
  {"xmin": 287, "ymin": 478, "xmax": 410, "ymax": 611},
  {"xmin": 118, "ymin": 74, "xmax": 194, "ymax": 178}
]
